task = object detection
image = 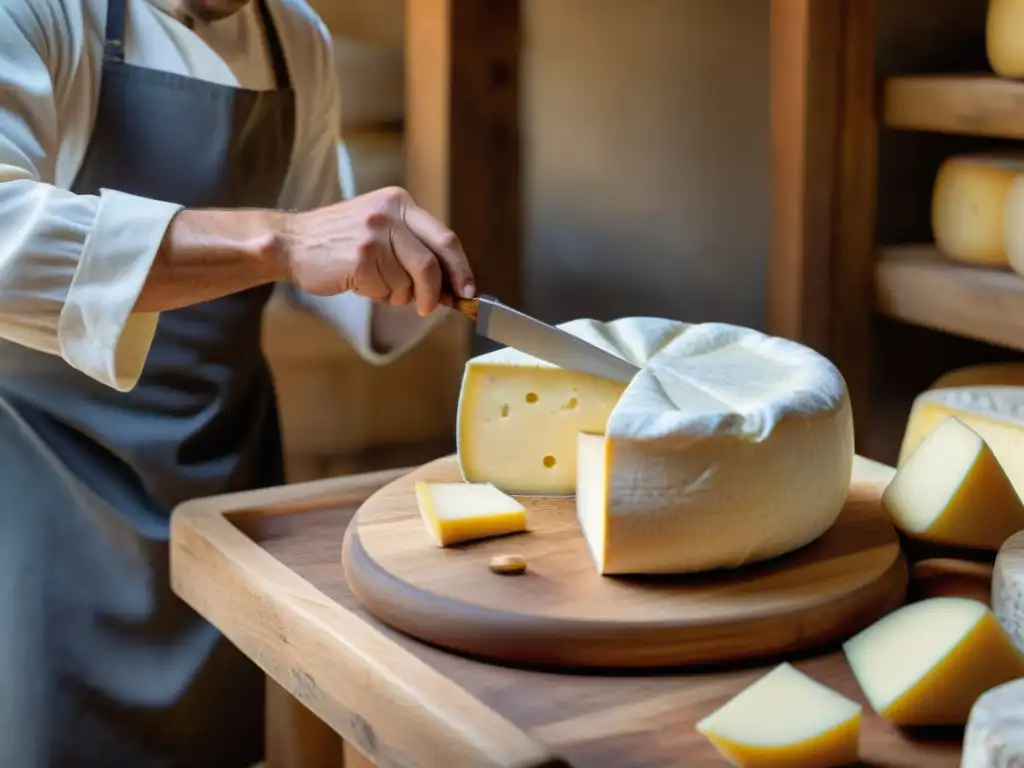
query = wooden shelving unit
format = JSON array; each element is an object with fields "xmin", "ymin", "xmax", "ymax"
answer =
[{"xmin": 770, "ymin": 0, "xmax": 1024, "ymax": 463}]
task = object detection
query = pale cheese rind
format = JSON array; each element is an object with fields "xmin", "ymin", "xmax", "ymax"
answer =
[
  {"xmin": 993, "ymin": 531, "xmax": 1024, "ymax": 655},
  {"xmin": 930, "ymin": 363, "xmax": 1024, "ymax": 391},
  {"xmin": 414, "ymin": 481, "xmax": 526, "ymax": 547},
  {"xmin": 457, "ymin": 317, "xmax": 854, "ymax": 575},
  {"xmin": 696, "ymin": 663, "xmax": 861, "ymax": 768},
  {"xmin": 882, "ymin": 416, "xmax": 1024, "ymax": 551},
  {"xmin": 962, "ymin": 677, "xmax": 1024, "ymax": 768},
  {"xmin": 843, "ymin": 597, "xmax": 1024, "ymax": 726},
  {"xmin": 987, "ymin": 0, "xmax": 1024, "ymax": 78}
]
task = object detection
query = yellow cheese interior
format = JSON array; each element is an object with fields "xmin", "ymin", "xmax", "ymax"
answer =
[
  {"xmin": 843, "ymin": 597, "xmax": 1024, "ymax": 726},
  {"xmin": 458, "ymin": 365, "xmax": 626, "ymax": 495},
  {"xmin": 414, "ymin": 481, "xmax": 526, "ymax": 547},
  {"xmin": 695, "ymin": 662, "xmax": 861, "ymax": 768},
  {"xmin": 882, "ymin": 416, "xmax": 1024, "ymax": 550}
]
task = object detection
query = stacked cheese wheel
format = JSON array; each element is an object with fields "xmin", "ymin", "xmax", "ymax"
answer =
[{"xmin": 454, "ymin": 318, "xmax": 855, "ymax": 575}]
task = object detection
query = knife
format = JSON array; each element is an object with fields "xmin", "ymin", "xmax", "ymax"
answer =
[{"xmin": 451, "ymin": 295, "xmax": 640, "ymax": 384}]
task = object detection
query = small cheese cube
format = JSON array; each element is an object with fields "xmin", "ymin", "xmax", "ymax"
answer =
[
  {"xmin": 414, "ymin": 482, "xmax": 527, "ymax": 547},
  {"xmin": 843, "ymin": 597, "xmax": 1024, "ymax": 726},
  {"xmin": 882, "ymin": 416, "xmax": 1024, "ymax": 550},
  {"xmin": 695, "ymin": 663, "xmax": 861, "ymax": 768}
]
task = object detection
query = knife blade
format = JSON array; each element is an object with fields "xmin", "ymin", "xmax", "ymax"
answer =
[{"xmin": 452, "ymin": 295, "xmax": 640, "ymax": 383}]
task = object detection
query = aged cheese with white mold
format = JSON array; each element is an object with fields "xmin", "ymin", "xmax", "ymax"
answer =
[
  {"xmin": 993, "ymin": 531, "xmax": 1024, "ymax": 655},
  {"xmin": 843, "ymin": 597, "xmax": 1024, "ymax": 726},
  {"xmin": 882, "ymin": 416, "xmax": 1024, "ymax": 551},
  {"xmin": 899, "ymin": 388, "xmax": 1024, "ymax": 499},
  {"xmin": 696, "ymin": 662, "xmax": 861, "ymax": 768},
  {"xmin": 930, "ymin": 363, "xmax": 1024, "ymax": 391},
  {"xmin": 962, "ymin": 677, "xmax": 1024, "ymax": 768},
  {"xmin": 457, "ymin": 318, "xmax": 854, "ymax": 575},
  {"xmin": 414, "ymin": 481, "xmax": 526, "ymax": 547}
]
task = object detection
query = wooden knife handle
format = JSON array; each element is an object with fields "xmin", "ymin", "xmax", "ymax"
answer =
[{"xmin": 452, "ymin": 297, "xmax": 479, "ymax": 321}]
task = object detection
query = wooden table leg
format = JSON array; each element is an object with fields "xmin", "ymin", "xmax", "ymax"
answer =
[{"xmin": 264, "ymin": 677, "xmax": 345, "ymax": 767}]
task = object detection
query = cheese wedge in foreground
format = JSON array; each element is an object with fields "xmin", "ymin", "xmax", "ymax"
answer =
[
  {"xmin": 930, "ymin": 363, "xmax": 1024, "ymax": 391},
  {"xmin": 931, "ymin": 154, "xmax": 1024, "ymax": 266},
  {"xmin": 899, "ymin": 387, "xmax": 1024, "ymax": 493},
  {"xmin": 843, "ymin": 597, "xmax": 1024, "ymax": 726},
  {"xmin": 882, "ymin": 416, "xmax": 1024, "ymax": 550},
  {"xmin": 963, "ymin": 678, "xmax": 1024, "ymax": 768},
  {"xmin": 457, "ymin": 318, "xmax": 854, "ymax": 575},
  {"xmin": 414, "ymin": 481, "xmax": 526, "ymax": 547},
  {"xmin": 987, "ymin": 0, "xmax": 1024, "ymax": 78},
  {"xmin": 695, "ymin": 663, "xmax": 861, "ymax": 768}
]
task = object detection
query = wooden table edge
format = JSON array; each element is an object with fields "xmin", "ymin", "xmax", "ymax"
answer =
[{"xmin": 169, "ymin": 467, "xmax": 564, "ymax": 768}]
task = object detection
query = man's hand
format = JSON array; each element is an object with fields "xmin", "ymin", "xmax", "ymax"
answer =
[{"xmin": 280, "ymin": 186, "xmax": 476, "ymax": 317}]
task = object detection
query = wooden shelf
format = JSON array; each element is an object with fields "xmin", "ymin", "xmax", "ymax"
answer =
[
  {"xmin": 883, "ymin": 75, "xmax": 1024, "ymax": 140},
  {"xmin": 875, "ymin": 245, "xmax": 1024, "ymax": 351}
]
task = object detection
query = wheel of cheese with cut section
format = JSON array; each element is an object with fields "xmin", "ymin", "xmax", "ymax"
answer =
[{"xmin": 456, "ymin": 318, "xmax": 854, "ymax": 575}]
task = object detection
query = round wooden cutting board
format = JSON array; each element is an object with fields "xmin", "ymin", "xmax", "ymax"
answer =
[{"xmin": 343, "ymin": 455, "xmax": 908, "ymax": 670}]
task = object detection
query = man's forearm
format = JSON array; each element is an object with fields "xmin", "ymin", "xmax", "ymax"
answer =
[{"xmin": 134, "ymin": 208, "xmax": 288, "ymax": 313}]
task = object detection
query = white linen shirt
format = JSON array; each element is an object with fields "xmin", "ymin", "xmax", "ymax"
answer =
[{"xmin": 0, "ymin": 0, "xmax": 438, "ymax": 392}]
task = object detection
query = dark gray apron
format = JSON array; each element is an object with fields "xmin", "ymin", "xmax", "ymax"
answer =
[{"xmin": 0, "ymin": 0, "xmax": 294, "ymax": 765}]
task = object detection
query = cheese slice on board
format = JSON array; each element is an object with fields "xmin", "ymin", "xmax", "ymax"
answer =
[
  {"xmin": 414, "ymin": 481, "xmax": 526, "ymax": 547},
  {"xmin": 930, "ymin": 363, "xmax": 1024, "ymax": 391},
  {"xmin": 993, "ymin": 531, "xmax": 1024, "ymax": 654},
  {"xmin": 882, "ymin": 416, "xmax": 1024, "ymax": 550},
  {"xmin": 843, "ymin": 597, "xmax": 1024, "ymax": 726},
  {"xmin": 899, "ymin": 387, "xmax": 1024, "ymax": 492},
  {"xmin": 457, "ymin": 318, "xmax": 854, "ymax": 575},
  {"xmin": 695, "ymin": 663, "xmax": 861, "ymax": 768},
  {"xmin": 987, "ymin": 0, "xmax": 1024, "ymax": 78},
  {"xmin": 931, "ymin": 154, "xmax": 1024, "ymax": 266},
  {"xmin": 962, "ymin": 677, "xmax": 1024, "ymax": 768}
]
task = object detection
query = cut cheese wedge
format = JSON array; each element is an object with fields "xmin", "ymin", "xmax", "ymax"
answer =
[
  {"xmin": 899, "ymin": 387, "xmax": 1024, "ymax": 494},
  {"xmin": 414, "ymin": 481, "xmax": 526, "ymax": 547},
  {"xmin": 695, "ymin": 663, "xmax": 861, "ymax": 768},
  {"xmin": 993, "ymin": 531, "xmax": 1024, "ymax": 654},
  {"xmin": 930, "ymin": 363, "xmax": 1024, "ymax": 391},
  {"xmin": 457, "ymin": 318, "xmax": 854, "ymax": 574},
  {"xmin": 882, "ymin": 416, "xmax": 1024, "ymax": 550},
  {"xmin": 963, "ymin": 677, "xmax": 1024, "ymax": 768},
  {"xmin": 843, "ymin": 597, "xmax": 1024, "ymax": 726},
  {"xmin": 987, "ymin": 0, "xmax": 1024, "ymax": 78},
  {"xmin": 931, "ymin": 154, "xmax": 1024, "ymax": 266}
]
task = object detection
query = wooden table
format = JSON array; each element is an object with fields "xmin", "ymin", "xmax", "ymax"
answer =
[{"xmin": 170, "ymin": 458, "xmax": 964, "ymax": 767}]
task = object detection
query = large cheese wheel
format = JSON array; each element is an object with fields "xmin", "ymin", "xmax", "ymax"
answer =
[
  {"xmin": 993, "ymin": 531, "xmax": 1024, "ymax": 654},
  {"xmin": 456, "ymin": 318, "xmax": 854, "ymax": 575},
  {"xmin": 930, "ymin": 363, "xmax": 1024, "ymax": 391},
  {"xmin": 962, "ymin": 678, "xmax": 1024, "ymax": 768},
  {"xmin": 931, "ymin": 155, "xmax": 1024, "ymax": 267},
  {"xmin": 987, "ymin": 0, "xmax": 1024, "ymax": 78},
  {"xmin": 1004, "ymin": 174, "xmax": 1024, "ymax": 280}
]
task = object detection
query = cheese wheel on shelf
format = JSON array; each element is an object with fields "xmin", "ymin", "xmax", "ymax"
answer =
[
  {"xmin": 962, "ymin": 678, "xmax": 1024, "ymax": 768},
  {"xmin": 695, "ymin": 662, "xmax": 861, "ymax": 768},
  {"xmin": 882, "ymin": 416, "xmax": 1024, "ymax": 550},
  {"xmin": 987, "ymin": 0, "xmax": 1024, "ymax": 78},
  {"xmin": 993, "ymin": 531, "xmax": 1024, "ymax": 653},
  {"xmin": 843, "ymin": 597, "xmax": 1024, "ymax": 726},
  {"xmin": 414, "ymin": 481, "xmax": 527, "ymax": 547},
  {"xmin": 898, "ymin": 388, "xmax": 1024, "ymax": 492},
  {"xmin": 1004, "ymin": 174, "xmax": 1024, "ymax": 280},
  {"xmin": 457, "ymin": 318, "xmax": 854, "ymax": 575},
  {"xmin": 930, "ymin": 363, "xmax": 1024, "ymax": 391},
  {"xmin": 931, "ymin": 154, "xmax": 1024, "ymax": 266}
]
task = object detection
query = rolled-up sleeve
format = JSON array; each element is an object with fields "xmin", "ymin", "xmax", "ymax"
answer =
[{"xmin": 0, "ymin": 2, "xmax": 177, "ymax": 391}]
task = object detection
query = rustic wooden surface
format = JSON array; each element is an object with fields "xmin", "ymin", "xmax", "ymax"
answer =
[
  {"xmin": 875, "ymin": 245, "xmax": 1024, "ymax": 353},
  {"xmin": 884, "ymin": 75, "xmax": 1024, "ymax": 140},
  {"xmin": 344, "ymin": 456, "xmax": 907, "ymax": 670},
  {"xmin": 170, "ymin": 456, "xmax": 963, "ymax": 767}
]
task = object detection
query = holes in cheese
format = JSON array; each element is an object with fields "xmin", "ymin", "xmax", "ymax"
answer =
[
  {"xmin": 458, "ymin": 318, "xmax": 854, "ymax": 574},
  {"xmin": 882, "ymin": 417, "xmax": 1024, "ymax": 551},
  {"xmin": 931, "ymin": 154, "xmax": 1024, "ymax": 266},
  {"xmin": 899, "ymin": 388, "xmax": 1024, "ymax": 499},
  {"xmin": 414, "ymin": 481, "xmax": 526, "ymax": 547},
  {"xmin": 843, "ymin": 597, "xmax": 1024, "ymax": 726},
  {"xmin": 987, "ymin": 0, "xmax": 1024, "ymax": 78},
  {"xmin": 695, "ymin": 663, "xmax": 861, "ymax": 768},
  {"xmin": 962, "ymin": 677, "xmax": 1024, "ymax": 768}
]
